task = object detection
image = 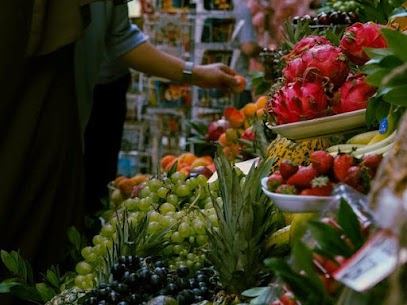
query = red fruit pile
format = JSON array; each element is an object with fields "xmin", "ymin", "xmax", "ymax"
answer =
[
  {"xmin": 267, "ymin": 22, "xmax": 390, "ymax": 125},
  {"xmin": 266, "ymin": 150, "xmax": 383, "ymax": 196}
]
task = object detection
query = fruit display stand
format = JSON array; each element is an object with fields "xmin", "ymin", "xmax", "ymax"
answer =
[{"xmin": 3, "ymin": 3, "xmax": 407, "ymax": 305}]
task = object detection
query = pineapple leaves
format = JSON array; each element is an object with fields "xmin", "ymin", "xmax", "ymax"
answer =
[{"xmin": 207, "ymin": 146, "xmax": 281, "ymax": 294}]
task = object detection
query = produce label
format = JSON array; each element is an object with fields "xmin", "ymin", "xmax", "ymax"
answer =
[{"xmin": 333, "ymin": 229, "xmax": 405, "ymax": 292}]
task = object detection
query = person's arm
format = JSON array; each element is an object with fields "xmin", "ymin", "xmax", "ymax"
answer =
[{"xmin": 119, "ymin": 41, "xmax": 239, "ymax": 90}]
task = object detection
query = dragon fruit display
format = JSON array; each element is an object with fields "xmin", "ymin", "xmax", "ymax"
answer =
[
  {"xmin": 283, "ymin": 43, "xmax": 349, "ymax": 87},
  {"xmin": 268, "ymin": 80, "xmax": 330, "ymax": 124},
  {"xmin": 267, "ymin": 23, "xmax": 391, "ymax": 126},
  {"xmin": 282, "ymin": 35, "xmax": 330, "ymax": 61},
  {"xmin": 339, "ymin": 22, "xmax": 388, "ymax": 66},
  {"xmin": 333, "ymin": 73, "xmax": 378, "ymax": 114}
]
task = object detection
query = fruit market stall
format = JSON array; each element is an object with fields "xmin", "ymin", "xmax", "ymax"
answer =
[{"xmin": 2, "ymin": 1, "xmax": 407, "ymax": 305}]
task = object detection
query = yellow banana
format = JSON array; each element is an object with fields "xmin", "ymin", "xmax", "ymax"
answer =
[
  {"xmin": 346, "ymin": 130, "xmax": 379, "ymax": 145},
  {"xmin": 327, "ymin": 144, "xmax": 366, "ymax": 154},
  {"xmin": 354, "ymin": 142, "xmax": 395, "ymax": 159},
  {"xmin": 367, "ymin": 112, "xmax": 397, "ymax": 145},
  {"xmin": 349, "ymin": 130, "xmax": 396, "ymax": 156},
  {"xmin": 265, "ymin": 225, "xmax": 291, "ymax": 250}
]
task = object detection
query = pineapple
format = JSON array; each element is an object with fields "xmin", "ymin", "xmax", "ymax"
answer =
[
  {"xmin": 205, "ymin": 145, "xmax": 286, "ymax": 303},
  {"xmin": 45, "ymin": 287, "xmax": 86, "ymax": 305}
]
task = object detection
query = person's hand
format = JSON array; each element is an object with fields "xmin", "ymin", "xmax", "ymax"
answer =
[{"xmin": 191, "ymin": 63, "xmax": 240, "ymax": 91}]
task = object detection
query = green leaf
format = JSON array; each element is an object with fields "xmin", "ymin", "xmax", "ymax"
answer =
[
  {"xmin": 375, "ymin": 99, "xmax": 391, "ymax": 121},
  {"xmin": 1, "ymin": 250, "xmax": 19, "ymax": 274},
  {"xmin": 307, "ymin": 221, "xmax": 353, "ymax": 258},
  {"xmin": 35, "ymin": 282, "xmax": 56, "ymax": 302},
  {"xmin": 381, "ymin": 28, "xmax": 407, "ymax": 62},
  {"xmin": 365, "ymin": 69, "xmax": 392, "ymax": 87},
  {"xmin": 364, "ymin": 47, "xmax": 393, "ymax": 59},
  {"xmin": 248, "ymin": 286, "xmax": 278, "ymax": 305},
  {"xmin": 242, "ymin": 287, "xmax": 271, "ymax": 297},
  {"xmin": 264, "ymin": 258, "xmax": 328, "ymax": 304},
  {"xmin": 0, "ymin": 250, "xmax": 34, "ymax": 284},
  {"xmin": 0, "ymin": 280, "xmax": 20, "ymax": 293},
  {"xmin": 44, "ymin": 268, "xmax": 60, "ymax": 289},
  {"xmin": 67, "ymin": 226, "xmax": 82, "ymax": 250},
  {"xmin": 337, "ymin": 199, "xmax": 365, "ymax": 250},
  {"xmin": 292, "ymin": 241, "xmax": 326, "ymax": 294},
  {"xmin": 383, "ymin": 85, "xmax": 407, "ymax": 106},
  {"xmin": 382, "ymin": 62, "xmax": 407, "ymax": 87}
]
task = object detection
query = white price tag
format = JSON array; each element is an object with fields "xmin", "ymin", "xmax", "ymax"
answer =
[{"xmin": 333, "ymin": 229, "xmax": 404, "ymax": 292}]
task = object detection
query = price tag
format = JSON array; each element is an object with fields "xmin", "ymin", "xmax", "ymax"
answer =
[{"xmin": 333, "ymin": 229, "xmax": 406, "ymax": 292}]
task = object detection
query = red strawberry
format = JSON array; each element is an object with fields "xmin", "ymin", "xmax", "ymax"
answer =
[
  {"xmin": 300, "ymin": 176, "xmax": 333, "ymax": 196},
  {"xmin": 360, "ymin": 153, "xmax": 383, "ymax": 177},
  {"xmin": 286, "ymin": 165, "xmax": 318, "ymax": 188},
  {"xmin": 267, "ymin": 171, "xmax": 284, "ymax": 192},
  {"xmin": 275, "ymin": 183, "xmax": 298, "ymax": 194},
  {"xmin": 310, "ymin": 150, "xmax": 334, "ymax": 174},
  {"xmin": 333, "ymin": 154, "xmax": 355, "ymax": 181},
  {"xmin": 279, "ymin": 159, "xmax": 299, "ymax": 181},
  {"xmin": 342, "ymin": 165, "xmax": 371, "ymax": 194}
]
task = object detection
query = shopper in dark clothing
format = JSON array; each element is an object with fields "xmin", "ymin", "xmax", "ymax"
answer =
[
  {"xmin": 0, "ymin": 3, "xmax": 240, "ymax": 305},
  {"xmin": 84, "ymin": 72, "xmax": 131, "ymax": 217}
]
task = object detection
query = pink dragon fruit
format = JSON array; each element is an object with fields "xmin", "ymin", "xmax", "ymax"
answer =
[
  {"xmin": 268, "ymin": 80, "xmax": 330, "ymax": 124},
  {"xmin": 283, "ymin": 44, "xmax": 349, "ymax": 87},
  {"xmin": 333, "ymin": 73, "xmax": 377, "ymax": 114},
  {"xmin": 283, "ymin": 35, "xmax": 331, "ymax": 61},
  {"xmin": 339, "ymin": 22, "xmax": 388, "ymax": 66}
]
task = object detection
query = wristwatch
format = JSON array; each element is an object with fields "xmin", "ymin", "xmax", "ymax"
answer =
[{"xmin": 182, "ymin": 61, "xmax": 194, "ymax": 84}]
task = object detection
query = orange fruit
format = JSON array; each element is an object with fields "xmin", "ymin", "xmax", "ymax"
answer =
[
  {"xmin": 130, "ymin": 174, "xmax": 149, "ymax": 185},
  {"xmin": 242, "ymin": 103, "xmax": 258, "ymax": 118},
  {"xmin": 231, "ymin": 75, "xmax": 246, "ymax": 93},
  {"xmin": 164, "ymin": 158, "xmax": 179, "ymax": 172},
  {"xmin": 256, "ymin": 107, "xmax": 266, "ymax": 118},
  {"xmin": 113, "ymin": 175, "xmax": 127, "ymax": 187},
  {"xmin": 255, "ymin": 95, "xmax": 268, "ymax": 109},
  {"xmin": 227, "ymin": 110, "xmax": 245, "ymax": 129},
  {"xmin": 179, "ymin": 165, "xmax": 192, "ymax": 177},
  {"xmin": 117, "ymin": 178, "xmax": 135, "ymax": 197},
  {"xmin": 218, "ymin": 133, "xmax": 228, "ymax": 147},
  {"xmin": 178, "ymin": 152, "xmax": 197, "ymax": 166},
  {"xmin": 191, "ymin": 157, "xmax": 209, "ymax": 168},
  {"xmin": 161, "ymin": 154, "xmax": 176, "ymax": 170}
]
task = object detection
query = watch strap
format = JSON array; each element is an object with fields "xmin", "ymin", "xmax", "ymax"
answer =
[{"xmin": 182, "ymin": 61, "xmax": 194, "ymax": 84}]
